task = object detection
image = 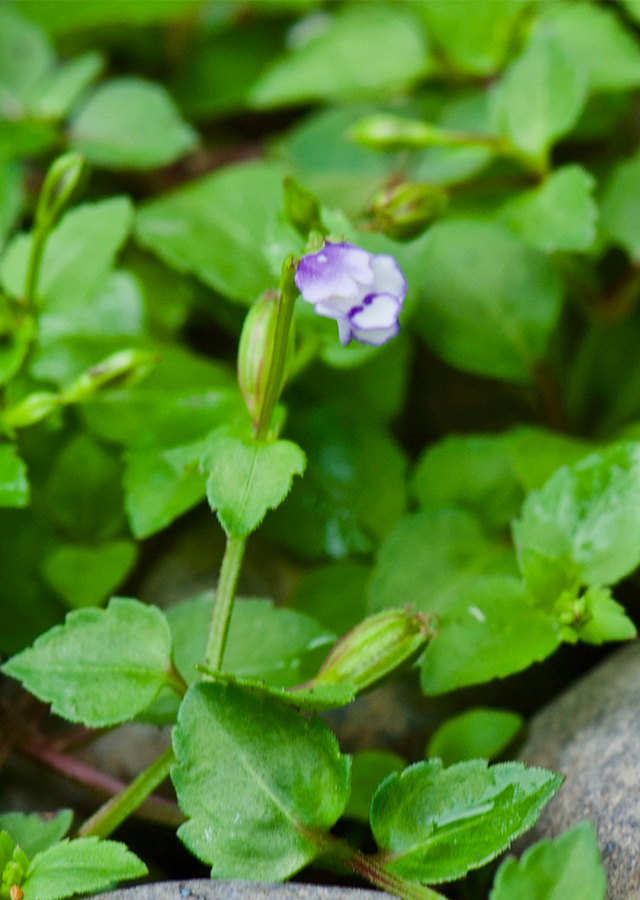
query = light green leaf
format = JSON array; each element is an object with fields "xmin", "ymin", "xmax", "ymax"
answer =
[
  {"xmin": 563, "ymin": 585, "xmax": 636, "ymax": 646},
  {"xmin": 427, "ymin": 709, "xmax": 524, "ymax": 767},
  {"xmin": 493, "ymin": 32, "xmax": 586, "ymax": 161},
  {"xmin": 0, "ymin": 161, "xmax": 24, "ymax": 253},
  {"xmin": 371, "ymin": 759, "xmax": 562, "ymax": 884},
  {"xmin": 2, "ymin": 598, "xmax": 173, "ymax": 726},
  {"xmin": 416, "ymin": 0, "xmax": 530, "ymax": 76},
  {"xmin": 498, "ymin": 165, "xmax": 598, "ymax": 253},
  {"xmin": 31, "ymin": 51, "xmax": 103, "ymax": 119},
  {"xmin": 601, "ymin": 148, "xmax": 640, "ymax": 260},
  {"xmin": 22, "ymin": 837, "xmax": 147, "ymax": 900},
  {"xmin": 412, "ymin": 220, "xmax": 562, "ymax": 383},
  {"xmin": 15, "ymin": 0, "xmax": 193, "ymax": 33},
  {"xmin": 505, "ymin": 427, "xmax": 593, "ymax": 492},
  {"xmin": 0, "ymin": 811, "xmax": 72, "ymax": 858},
  {"xmin": 0, "ymin": 444, "xmax": 29, "ymax": 508},
  {"xmin": 413, "ymin": 434, "xmax": 523, "ymax": 532},
  {"xmin": 420, "ymin": 576, "xmax": 562, "ymax": 695},
  {"xmin": 135, "ymin": 160, "xmax": 303, "ymax": 304},
  {"xmin": 0, "ymin": 6, "xmax": 54, "ymax": 117},
  {"xmin": 369, "ymin": 509, "xmax": 516, "ymax": 616},
  {"xmin": 199, "ymin": 671, "xmax": 356, "ymax": 713},
  {"xmin": 250, "ymin": 5, "xmax": 430, "ymax": 107},
  {"xmin": 490, "ymin": 821, "xmax": 606, "ymax": 900},
  {"xmin": 69, "ymin": 77, "xmax": 198, "ymax": 170},
  {"xmin": 344, "ymin": 750, "xmax": 406, "ymax": 823},
  {"xmin": 202, "ymin": 427, "xmax": 306, "ymax": 537},
  {"xmin": 541, "ymin": 2, "xmax": 640, "ymax": 93},
  {"xmin": 172, "ymin": 682, "xmax": 351, "ymax": 880},
  {"xmin": 0, "ymin": 197, "xmax": 133, "ymax": 310},
  {"xmin": 513, "ymin": 443, "xmax": 640, "ymax": 587},
  {"xmin": 42, "ymin": 541, "xmax": 138, "ymax": 609}
]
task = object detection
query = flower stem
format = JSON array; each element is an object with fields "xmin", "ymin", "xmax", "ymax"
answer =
[
  {"xmin": 203, "ymin": 534, "xmax": 246, "ymax": 672},
  {"xmin": 78, "ymin": 746, "xmax": 177, "ymax": 839},
  {"xmin": 22, "ymin": 225, "xmax": 48, "ymax": 313}
]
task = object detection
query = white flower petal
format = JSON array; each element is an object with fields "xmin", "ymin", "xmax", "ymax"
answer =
[
  {"xmin": 297, "ymin": 270, "xmax": 361, "ymax": 305},
  {"xmin": 349, "ymin": 293, "xmax": 400, "ymax": 330},
  {"xmin": 351, "ymin": 324, "xmax": 400, "ymax": 346},
  {"xmin": 370, "ymin": 254, "xmax": 407, "ymax": 302},
  {"xmin": 338, "ymin": 319, "xmax": 353, "ymax": 345}
]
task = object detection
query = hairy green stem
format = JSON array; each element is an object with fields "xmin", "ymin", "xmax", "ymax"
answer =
[
  {"xmin": 203, "ymin": 535, "xmax": 246, "ymax": 672},
  {"xmin": 79, "ymin": 746, "xmax": 177, "ymax": 839}
]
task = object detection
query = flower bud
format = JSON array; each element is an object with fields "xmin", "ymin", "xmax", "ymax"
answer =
[
  {"xmin": 3, "ymin": 392, "xmax": 60, "ymax": 429},
  {"xmin": 283, "ymin": 177, "xmax": 323, "ymax": 239},
  {"xmin": 369, "ymin": 182, "xmax": 448, "ymax": 241},
  {"xmin": 349, "ymin": 115, "xmax": 454, "ymax": 151},
  {"xmin": 36, "ymin": 152, "xmax": 87, "ymax": 231},
  {"xmin": 311, "ymin": 608, "xmax": 437, "ymax": 693},
  {"xmin": 61, "ymin": 349, "xmax": 157, "ymax": 403},
  {"xmin": 238, "ymin": 292, "xmax": 281, "ymax": 427}
]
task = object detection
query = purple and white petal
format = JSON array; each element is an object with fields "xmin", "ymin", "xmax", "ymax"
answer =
[
  {"xmin": 295, "ymin": 242, "xmax": 374, "ymax": 305},
  {"xmin": 337, "ymin": 318, "xmax": 353, "ymax": 346},
  {"xmin": 351, "ymin": 324, "xmax": 400, "ymax": 346},
  {"xmin": 370, "ymin": 254, "xmax": 407, "ymax": 304},
  {"xmin": 349, "ymin": 293, "xmax": 400, "ymax": 331}
]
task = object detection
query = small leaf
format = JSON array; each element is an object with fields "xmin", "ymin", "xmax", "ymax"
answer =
[
  {"xmin": 427, "ymin": 709, "xmax": 524, "ymax": 767},
  {"xmin": 370, "ymin": 759, "xmax": 562, "ymax": 884},
  {"xmin": 21, "ymin": 837, "xmax": 147, "ymax": 900},
  {"xmin": 287, "ymin": 562, "xmax": 370, "ymax": 635},
  {"xmin": 420, "ymin": 575, "xmax": 562, "ymax": 695},
  {"xmin": 198, "ymin": 671, "xmax": 356, "ymax": 713},
  {"xmin": 69, "ymin": 77, "xmax": 198, "ymax": 170},
  {"xmin": 0, "ymin": 811, "xmax": 72, "ymax": 858},
  {"xmin": 345, "ymin": 750, "xmax": 406, "ymax": 823},
  {"xmin": 601, "ymin": 148, "xmax": 640, "ymax": 260},
  {"xmin": 2, "ymin": 598, "xmax": 173, "ymax": 726},
  {"xmin": 0, "ymin": 444, "xmax": 29, "ymax": 508},
  {"xmin": 172, "ymin": 681, "xmax": 351, "ymax": 880},
  {"xmin": 513, "ymin": 442, "xmax": 640, "ymax": 588},
  {"xmin": 202, "ymin": 427, "xmax": 306, "ymax": 537},
  {"xmin": 490, "ymin": 821, "xmax": 606, "ymax": 900},
  {"xmin": 42, "ymin": 540, "xmax": 138, "ymax": 609},
  {"xmin": 493, "ymin": 31, "xmax": 586, "ymax": 161}
]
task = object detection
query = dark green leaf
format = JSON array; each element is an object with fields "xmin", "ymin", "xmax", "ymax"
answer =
[
  {"xmin": 287, "ymin": 562, "xmax": 370, "ymax": 635},
  {"xmin": 427, "ymin": 709, "xmax": 524, "ymax": 767},
  {"xmin": 370, "ymin": 758, "xmax": 562, "ymax": 883},
  {"xmin": 42, "ymin": 540, "xmax": 138, "ymax": 609},
  {"xmin": 0, "ymin": 444, "xmax": 30, "ymax": 508},
  {"xmin": 344, "ymin": 750, "xmax": 406, "ymax": 823},
  {"xmin": 172, "ymin": 682, "xmax": 351, "ymax": 880}
]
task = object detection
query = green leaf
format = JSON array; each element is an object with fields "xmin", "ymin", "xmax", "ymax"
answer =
[
  {"xmin": 287, "ymin": 562, "xmax": 370, "ymax": 635},
  {"xmin": 416, "ymin": 0, "xmax": 529, "ymax": 76},
  {"xmin": 0, "ymin": 811, "xmax": 72, "ymax": 858},
  {"xmin": 0, "ymin": 444, "xmax": 30, "ymax": 508},
  {"xmin": 69, "ymin": 77, "xmax": 198, "ymax": 170},
  {"xmin": 2, "ymin": 598, "xmax": 173, "ymax": 726},
  {"xmin": 250, "ymin": 5, "xmax": 430, "ymax": 107},
  {"xmin": 0, "ymin": 6, "xmax": 55, "ymax": 117},
  {"xmin": 168, "ymin": 594, "xmax": 335, "ymax": 690},
  {"xmin": 493, "ymin": 32, "xmax": 586, "ymax": 161},
  {"xmin": 264, "ymin": 407, "xmax": 406, "ymax": 559},
  {"xmin": 541, "ymin": 2, "xmax": 640, "ymax": 94},
  {"xmin": 21, "ymin": 837, "xmax": 147, "ymax": 900},
  {"xmin": 505, "ymin": 427, "xmax": 593, "ymax": 492},
  {"xmin": 420, "ymin": 575, "xmax": 562, "ymax": 695},
  {"xmin": 412, "ymin": 220, "xmax": 562, "ymax": 383},
  {"xmin": 427, "ymin": 709, "xmax": 524, "ymax": 767},
  {"xmin": 198, "ymin": 671, "xmax": 356, "ymax": 713},
  {"xmin": 490, "ymin": 821, "xmax": 606, "ymax": 900},
  {"xmin": 513, "ymin": 443, "xmax": 640, "ymax": 588},
  {"xmin": 370, "ymin": 759, "xmax": 562, "ymax": 884},
  {"xmin": 42, "ymin": 540, "xmax": 138, "ymax": 609},
  {"xmin": 575, "ymin": 586, "xmax": 637, "ymax": 645},
  {"xmin": 14, "ymin": 0, "xmax": 193, "ymax": 33},
  {"xmin": 498, "ymin": 165, "xmax": 598, "ymax": 253},
  {"xmin": 0, "ymin": 161, "xmax": 24, "ymax": 253},
  {"xmin": 1, "ymin": 197, "xmax": 133, "ymax": 310},
  {"xmin": 202, "ymin": 427, "xmax": 306, "ymax": 538},
  {"xmin": 369, "ymin": 509, "xmax": 516, "ymax": 616},
  {"xmin": 31, "ymin": 51, "xmax": 103, "ymax": 120},
  {"xmin": 601, "ymin": 148, "xmax": 640, "ymax": 260},
  {"xmin": 413, "ymin": 434, "xmax": 523, "ymax": 532},
  {"xmin": 135, "ymin": 160, "xmax": 303, "ymax": 304},
  {"xmin": 172, "ymin": 682, "xmax": 351, "ymax": 880},
  {"xmin": 344, "ymin": 750, "xmax": 406, "ymax": 823}
]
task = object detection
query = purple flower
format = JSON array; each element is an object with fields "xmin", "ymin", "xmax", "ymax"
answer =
[{"xmin": 294, "ymin": 242, "xmax": 407, "ymax": 347}]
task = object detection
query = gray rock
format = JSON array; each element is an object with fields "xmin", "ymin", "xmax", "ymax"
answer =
[
  {"xmin": 91, "ymin": 881, "xmax": 394, "ymax": 900},
  {"xmin": 519, "ymin": 641, "xmax": 640, "ymax": 900}
]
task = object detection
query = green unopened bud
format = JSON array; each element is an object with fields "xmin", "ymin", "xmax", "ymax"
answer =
[
  {"xmin": 311, "ymin": 608, "xmax": 438, "ymax": 693},
  {"xmin": 238, "ymin": 292, "xmax": 282, "ymax": 428},
  {"xmin": 3, "ymin": 391, "xmax": 60, "ymax": 429},
  {"xmin": 370, "ymin": 182, "xmax": 448, "ymax": 241},
  {"xmin": 284, "ymin": 177, "xmax": 323, "ymax": 239},
  {"xmin": 36, "ymin": 152, "xmax": 87, "ymax": 231},
  {"xmin": 61, "ymin": 349, "xmax": 157, "ymax": 403},
  {"xmin": 349, "ymin": 115, "xmax": 456, "ymax": 152}
]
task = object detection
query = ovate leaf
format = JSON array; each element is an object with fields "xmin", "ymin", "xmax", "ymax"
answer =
[
  {"xmin": 172, "ymin": 682, "xmax": 351, "ymax": 880},
  {"xmin": 490, "ymin": 822, "xmax": 606, "ymax": 900},
  {"xmin": 344, "ymin": 750, "xmax": 406, "ymax": 823},
  {"xmin": 202, "ymin": 427, "xmax": 306, "ymax": 537},
  {"xmin": 0, "ymin": 444, "xmax": 29, "ymax": 508},
  {"xmin": 370, "ymin": 759, "xmax": 562, "ymax": 884},
  {"xmin": 601, "ymin": 148, "xmax": 640, "ymax": 260},
  {"xmin": 2, "ymin": 598, "xmax": 173, "ymax": 726},
  {"xmin": 427, "ymin": 709, "xmax": 524, "ymax": 767},
  {"xmin": 0, "ymin": 811, "xmax": 72, "ymax": 858},
  {"xmin": 69, "ymin": 77, "xmax": 198, "ymax": 170},
  {"xmin": 42, "ymin": 540, "xmax": 138, "ymax": 609},
  {"xmin": 21, "ymin": 838, "xmax": 147, "ymax": 900}
]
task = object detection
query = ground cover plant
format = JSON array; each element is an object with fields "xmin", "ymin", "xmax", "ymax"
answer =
[{"xmin": 3, "ymin": 0, "xmax": 640, "ymax": 897}]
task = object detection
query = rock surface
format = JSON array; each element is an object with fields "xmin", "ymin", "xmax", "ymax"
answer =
[
  {"xmin": 519, "ymin": 641, "xmax": 640, "ymax": 900},
  {"xmin": 92, "ymin": 882, "xmax": 394, "ymax": 900}
]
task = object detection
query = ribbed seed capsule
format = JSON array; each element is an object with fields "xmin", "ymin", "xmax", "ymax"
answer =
[
  {"xmin": 312, "ymin": 608, "xmax": 438, "ymax": 693},
  {"xmin": 237, "ymin": 291, "xmax": 280, "ymax": 428}
]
